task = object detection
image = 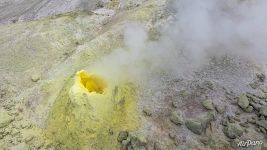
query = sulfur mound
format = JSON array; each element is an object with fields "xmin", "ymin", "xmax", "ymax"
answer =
[{"xmin": 44, "ymin": 70, "xmax": 138, "ymax": 149}]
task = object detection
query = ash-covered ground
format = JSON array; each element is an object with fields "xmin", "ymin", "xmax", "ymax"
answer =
[{"xmin": 0, "ymin": 0, "xmax": 266, "ymax": 149}]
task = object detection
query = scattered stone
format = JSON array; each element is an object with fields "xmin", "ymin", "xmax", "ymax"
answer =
[
  {"xmin": 215, "ymin": 105, "xmax": 225, "ymax": 114},
  {"xmin": 259, "ymin": 106, "xmax": 267, "ymax": 117},
  {"xmin": 31, "ymin": 73, "xmax": 40, "ymax": 82},
  {"xmin": 255, "ymin": 128, "xmax": 261, "ymax": 133},
  {"xmin": 24, "ymin": 135, "xmax": 34, "ymax": 143},
  {"xmin": 200, "ymin": 112, "xmax": 215, "ymax": 129},
  {"xmin": 261, "ymin": 143, "xmax": 267, "ymax": 150},
  {"xmin": 259, "ymin": 127, "xmax": 266, "ymax": 134},
  {"xmin": 129, "ymin": 135, "xmax": 147, "ymax": 148},
  {"xmin": 246, "ymin": 93, "xmax": 259, "ymax": 103},
  {"xmin": 244, "ymin": 106, "xmax": 254, "ymax": 113},
  {"xmin": 256, "ymin": 73, "xmax": 265, "ymax": 82},
  {"xmin": 121, "ymin": 138, "xmax": 131, "ymax": 150},
  {"xmin": 256, "ymin": 120, "xmax": 267, "ymax": 130},
  {"xmin": 171, "ymin": 101, "xmax": 179, "ymax": 108},
  {"xmin": 237, "ymin": 94, "xmax": 249, "ymax": 109},
  {"xmin": 131, "ymin": 135, "xmax": 147, "ymax": 147},
  {"xmin": 223, "ymin": 123, "xmax": 244, "ymax": 139},
  {"xmin": 235, "ymin": 110, "xmax": 241, "ymax": 116},
  {"xmin": 170, "ymin": 111, "xmax": 183, "ymax": 125},
  {"xmin": 204, "ymin": 80, "xmax": 215, "ymax": 90},
  {"xmin": 250, "ymin": 82, "xmax": 260, "ymax": 89},
  {"xmin": 0, "ymin": 91, "xmax": 6, "ymax": 98},
  {"xmin": 185, "ymin": 120, "xmax": 202, "ymax": 135},
  {"xmin": 259, "ymin": 115, "xmax": 265, "ymax": 120},
  {"xmin": 202, "ymin": 99, "xmax": 214, "ymax": 110},
  {"xmin": 153, "ymin": 142, "xmax": 163, "ymax": 150},
  {"xmin": 143, "ymin": 108, "xmax": 152, "ymax": 117},
  {"xmin": 179, "ymin": 90, "xmax": 189, "ymax": 98},
  {"xmin": 108, "ymin": 129, "xmax": 113, "ymax": 135},
  {"xmin": 247, "ymin": 118, "xmax": 256, "ymax": 124},
  {"xmin": 230, "ymin": 139, "xmax": 239, "ymax": 149},
  {"xmin": 117, "ymin": 131, "xmax": 128, "ymax": 143},
  {"xmin": 232, "ymin": 116, "xmax": 241, "ymax": 122},
  {"xmin": 239, "ymin": 122, "xmax": 249, "ymax": 128},
  {"xmin": 221, "ymin": 119, "xmax": 228, "ymax": 126},
  {"xmin": 168, "ymin": 133, "xmax": 176, "ymax": 140},
  {"xmin": 250, "ymin": 102, "xmax": 262, "ymax": 111},
  {"xmin": 227, "ymin": 116, "xmax": 235, "ymax": 123},
  {"xmin": 0, "ymin": 111, "xmax": 14, "ymax": 128},
  {"xmin": 199, "ymin": 137, "xmax": 209, "ymax": 145}
]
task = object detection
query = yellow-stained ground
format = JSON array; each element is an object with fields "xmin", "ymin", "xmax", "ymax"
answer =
[{"xmin": 44, "ymin": 70, "xmax": 138, "ymax": 149}]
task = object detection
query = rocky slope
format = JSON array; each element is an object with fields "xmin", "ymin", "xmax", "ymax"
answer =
[{"xmin": 0, "ymin": 0, "xmax": 266, "ymax": 150}]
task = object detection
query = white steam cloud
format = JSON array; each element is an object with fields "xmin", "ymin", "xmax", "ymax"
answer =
[{"xmin": 89, "ymin": 0, "xmax": 267, "ymax": 85}]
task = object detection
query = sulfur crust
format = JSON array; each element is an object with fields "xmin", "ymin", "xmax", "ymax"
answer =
[{"xmin": 44, "ymin": 70, "xmax": 138, "ymax": 149}]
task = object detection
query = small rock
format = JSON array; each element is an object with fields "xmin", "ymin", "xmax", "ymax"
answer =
[
  {"xmin": 255, "ymin": 128, "xmax": 261, "ymax": 133},
  {"xmin": 204, "ymin": 80, "xmax": 215, "ymax": 90},
  {"xmin": 235, "ymin": 110, "xmax": 241, "ymax": 116},
  {"xmin": 171, "ymin": 101, "xmax": 179, "ymax": 108},
  {"xmin": 259, "ymin": 127, "xmax": 266, "ymax": 134},
  {"xmin": 259, "ymin": 106, "xmax": 267, "ymax": 117},
  {"xmin": 237, "ymin": 94, "xmax": 249, "ymax": 109},
  {"xmin": 121, "ymin": 138, "xmax": 131, "ymax": 150},
  {"xmin": 199, "ymin": 137, "xmax": 209, "ymax": 145},
  {"xmin": 256, "ymin": 73, "xmax": 265, "ymax": 82},
  {"xmin": 259, "ymin": 115, "xmax": 265, "ymax": 120},
  {"xmin": 227, "ymin": 116, "xmax": 235, "ymax": 123},
  {"xmin": 24, "ymin": 135, "xmax": 34, "ymax": 143},
  {"xmin": 256, "ymin": 120, "xmax": 267, "ymax": 130},
  {"xmin": 250, "ymin": 81, "xmax": 260, "ymax": 89},
  {"xmin": 232, "ymin": 116, "xmax": 241, "ymax": 122},
  {"xmin": 239, "ymin": 122, "xmax": 249, "ymax": 128},
  {"xmin": 31, "ymin": 73, "xmax": 40, "ymax": 82},
  {"xmin": 117, "ymin": 131, "xmax": 128, "ymax": 143},
  {"xmin": 230, "ymin": 139, "xmax": 239, "ymax": 149},
  {"xmin": 244, "ymin": 106, "xmax": 254, "ymax": 113},
  {"xmin": 247, "ymin": 118, "xmax": 256, "ymax": 124},
  {"xmin": 221, "ymin": 119, "xmax": 228, "ymax": 126},
  {"xmin": 250, "ymin": 102, "xmax": 262, "ymax": 111},
  {"xmin": 202, "ymin": 99, "xmax": 214, "ymax": 110},
  {"xmin": 129, "ymin": 135, "xmax": 147, "ymax": 148},
  {"xmin": 223, "ymin": 123, "xmax": 244, "ymax": 139},
  {"xmin": 185, "ymin": 120, "xmax": 202, "ymax": 135},
  {"xmin": 143, "ymin": 108, "xmax": 152, "ymax": 117},
  {"xmin": 0, "ymin": 111, "xmax": 14, "ymax": 128},
  {"xmin": 261, "ymin": 143, "xmax": 267, "ymax": 150},
  {"xmin": 201, "ymin": 112, "xmax": 215, "ymax": 129},
  {"xmin": 170, "ymin": 111, "xmax": 183, "ymax": 125},
  {"xmin": 0, "ymin": 91, "xmax": 6, "ymax": 98},
  {"xmin": 215, "ymin": 105, "xmax": 225, "ymax": 114},
  {"xmin": 168, "ymin": 133, "xmax": 176, "ymax": 140},
  {"xmin": 108, "ymin": 129, "xmax": 113, "ymax": 135},
  {"xmin": 153, "ymin": 142, "xmax": 163, "ymax": 150}
]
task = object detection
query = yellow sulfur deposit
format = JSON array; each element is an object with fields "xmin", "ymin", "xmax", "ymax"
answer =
[
  {"xmin": 78, "ymin": 70, "xmax": 107, "ymax": 94},
  {"xmin": 44, "ymin": 70, "xmax": 138, "ymax": 149}
]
